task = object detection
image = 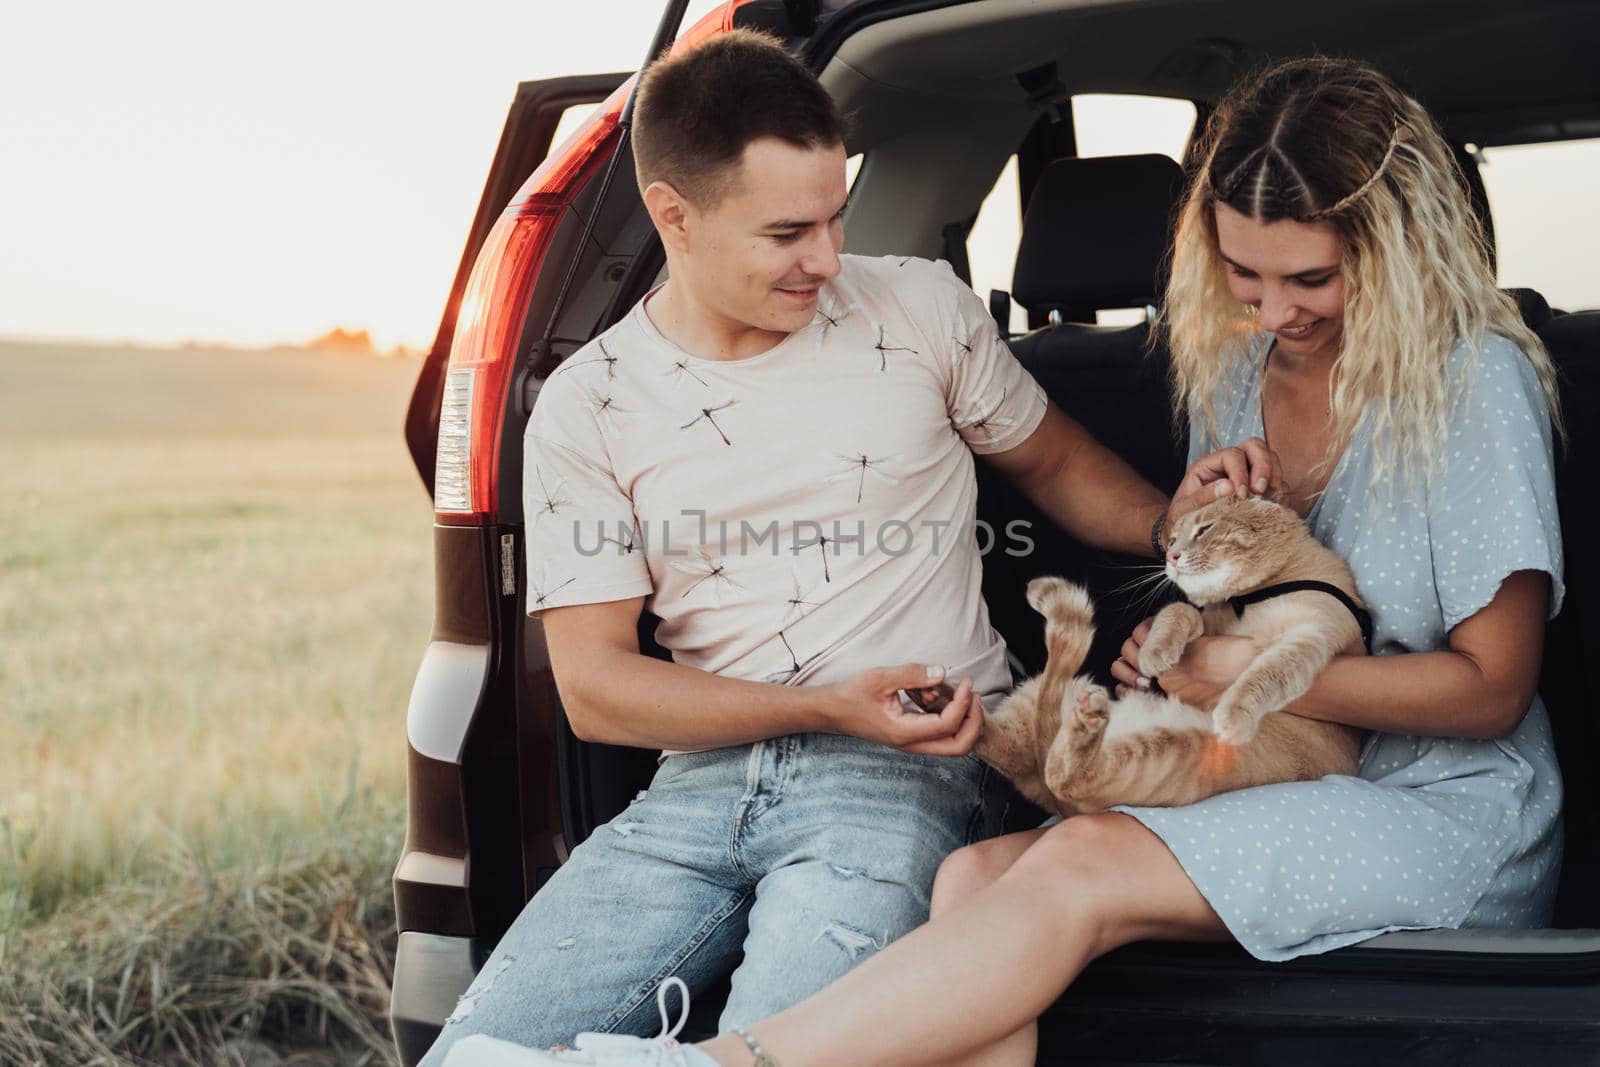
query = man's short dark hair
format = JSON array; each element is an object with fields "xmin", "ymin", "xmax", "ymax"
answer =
[{"xmin": 633, "ymin": 28, "xmax": 848, "ymax": 207}]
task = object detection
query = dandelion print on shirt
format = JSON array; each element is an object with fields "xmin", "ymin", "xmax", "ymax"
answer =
[
  {"xmin": 951, "ymin": 326, "xmax": 974, "ymax": 362},
  {"xmin": 871, "ymin": 326, "xmax": 918, "ymax": 372},
  {"xmin": 673, "ymin": 547, "xmax": 740, "ymax": 608},
  {"xmin": 816, "ymin": 298, "xmax": 851, "ymax": 335},
  {"xmin": 782, "ymin": 570, "xmax": 820, "ymax": 625},
  {"xmin": 802, "ymin": 527, "xmax": 838, "ymax": 584},
  {"xmin": 528, "ymin": 563, "xmax": 577, "ymax": 612},
  {"xmin": 667, "ymin": 357, "xmax": 710, "ymax": 388},
  {"xmin": 826, "ymin": 451, "xmax": 906, "ymax": 505},
  {"xmin": 764, "ymin": 570, "xmax": 825, "ymax": 684},
  {"xmin": 680, "ymin": 397, "xmax": 737, "ymax": 445},
  {"xmin": 598, "ymin": 522, "xmax": 639, "ymax": 557},
  {"xmin": 956, "ymin": 388, "xmax": 1018, "ymax": 445},
  {"xmin": 764, "ymin": 630, "xmax": 821, "ymax": 685},
  {"xmin": 588, "ymin": 387, "xmax": 629, "ymax": 425},
  {"xmin": 529, "ymin": 466, "xmax": 572, "ymax": 523},
  {"xmin": 553, "ymin": 336, "xmax": 621, "ymax": 380}
]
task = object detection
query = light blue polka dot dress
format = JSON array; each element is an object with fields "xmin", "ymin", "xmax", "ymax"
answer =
[{"xmin": 1111, "ymin": 331, "xmax": 1566, "ymax": 961}]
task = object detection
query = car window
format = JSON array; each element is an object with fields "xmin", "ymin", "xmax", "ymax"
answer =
[
  {"xmin": 1476, "ymin": 136, "xmax": 1600, "ymax": 313},
  {"xmin": 548, "ymin": 103, "xmax": 606, "ymax": 161},
  {"xmin": 968, "ymin": 94, "xmax": 1196, "ymax": 333},
  {"xmin": 1071, "ymin": 93, "xmax": 1196, "ymax": 165},
  {"xmin": 845, "ymin": 151, "xmax": 863, "ymax": 208},
  {"xmin": 967, "ymin": 155, "xmax": 1027, "ymax": 332}
]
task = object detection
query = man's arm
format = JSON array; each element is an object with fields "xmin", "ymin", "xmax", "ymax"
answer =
[
  {"xmin": 983, "ymin": 402, "xmax": 1280, "ymax": 556},
  {"xmin": 541, "ymin": 596, "xmax": 983, "ymax": 754},
  {"xmin": 980, "ymin": 402, "xmax": 1168, "ymax": 556}
]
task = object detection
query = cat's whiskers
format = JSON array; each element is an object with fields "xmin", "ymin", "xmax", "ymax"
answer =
[
  {"xmin": 1104, "ymin": 564, "xmax": 1169, "ymax": 594},
  {"xmin": 1105, "ymin": 565, "xmax": 1173, "ymax": 603}
]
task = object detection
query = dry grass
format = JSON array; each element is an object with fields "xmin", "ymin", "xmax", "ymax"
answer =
[
  {"xmin": 0, "ymin": 340, "xmax": 434, "ymax": 1063},
  {"xmin": 1, "ymin": 803, "xmax": 399, "ymax": 1066}
]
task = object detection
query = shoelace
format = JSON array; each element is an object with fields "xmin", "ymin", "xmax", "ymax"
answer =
[
  {"xmin": 655, "ymin": 976, "xmax": 690, "ymax": 1042},
  {"xmin": 567, "ymin": 978, "xmax": 693, "ymax": 1064}
]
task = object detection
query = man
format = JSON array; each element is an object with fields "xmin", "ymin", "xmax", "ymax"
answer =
[{"xmin": 422, "ymin": 28, "xmax": 1272, "ymax": 1066}]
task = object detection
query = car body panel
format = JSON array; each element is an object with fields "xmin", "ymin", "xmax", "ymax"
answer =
[{"xmin": 404, "ymin": 73, "xmax": 629, "ymax": 496}]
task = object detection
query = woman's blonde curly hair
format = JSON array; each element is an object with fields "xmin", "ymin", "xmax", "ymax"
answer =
[{"xmin": 1161, "ymin": 56, "xmax": 1563, "ymax": 494}]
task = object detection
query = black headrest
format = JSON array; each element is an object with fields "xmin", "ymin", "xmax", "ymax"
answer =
[
  {"xmin": 1012, "ymin": 154, "xmax": 1186, "ymax": 315},
  {"xmin": 1540, "ymin": 309, "xmax": 1599, "ymax": 367},
  {"xmin": 1505, "ymin": 287, "xmax": 1552, "ymax": 331}
]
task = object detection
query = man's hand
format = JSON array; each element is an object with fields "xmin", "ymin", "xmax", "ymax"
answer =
[
  {"xmin": 821, "ymin": 665, "xmax": 983, "ymax": 756},
  {"xmin": 1110, "ymin": 616, "xmax": 1158, "ymax": 696},
  {"xmin": 1111, "ymin": 621, "xmax": 1255, "ymax": 713},
  {"xmin": 1167, "ymin": 437, "xmax": 1282, "ymax": 527}
]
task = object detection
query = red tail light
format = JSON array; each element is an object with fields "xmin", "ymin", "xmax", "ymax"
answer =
[
  {"xmin": 677, "ymin": 0, "xmax": 758, "ymax": 46},
  {"xmin": 433, "ymin": 86, "xmax": 624, "ymax": 522},
  {"xmin": 433, "ymin": 0, "xmax": 757, "ymax": 524}
]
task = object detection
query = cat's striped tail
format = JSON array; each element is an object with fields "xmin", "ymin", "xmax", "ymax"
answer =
[{"xmin": 1026, "ymin": 577, "xmax": 1097, "ymax": 716}]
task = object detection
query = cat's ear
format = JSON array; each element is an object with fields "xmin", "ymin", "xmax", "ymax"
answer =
[{"xmin": 1241, "ymin": 495, "xmax": 1278, "ymax": 512}]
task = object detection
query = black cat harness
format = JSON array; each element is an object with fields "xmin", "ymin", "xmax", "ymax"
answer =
[{"xmin": 1224, "ymin": 580, "xmax": 1374, "ymax": 652}]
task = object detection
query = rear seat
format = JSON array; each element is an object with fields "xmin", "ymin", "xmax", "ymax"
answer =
[
  {"xmin": 980, "ymin": 154, "xmax": 1189, "ymax": 685},
  {"xmin": 1535, "ymin": 309, "xmax": 1600, "ymax": 926}
]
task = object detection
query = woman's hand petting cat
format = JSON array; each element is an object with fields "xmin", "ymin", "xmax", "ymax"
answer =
[
  {"xmin": 1112, "ymin": 622, "xmax": 1256, "ymax": 713},
  {"xmin": 821, "ymin": 665, "xmax": 984, "ymax": 756},
  {"xmin": 1168, "ymin": 436, "xmax": 1282, "ymax": 524}
]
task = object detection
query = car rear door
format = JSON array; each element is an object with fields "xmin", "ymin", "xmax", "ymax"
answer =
[{"xmin": 404, "ymin": 73, "xmax": 628, "ymax": 495}]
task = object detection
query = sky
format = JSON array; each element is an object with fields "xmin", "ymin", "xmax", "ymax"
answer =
[
  {"xmin": 3, "ymin": 1, "xmax": 1595, "ymax": 351},
  {"xmin": 1, "ymin": 1, "xmax": 729, "ymax": 352}
]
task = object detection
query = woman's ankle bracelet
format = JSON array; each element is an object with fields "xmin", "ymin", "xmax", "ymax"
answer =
[{"xmin": 731, "ymin": 1026, "xmax": 781, "ymax": 1066}]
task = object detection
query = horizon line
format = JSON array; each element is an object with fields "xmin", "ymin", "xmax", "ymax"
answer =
[{"xmin": 0, "ymin": 330, "xmax": 429, "ymax": 356}]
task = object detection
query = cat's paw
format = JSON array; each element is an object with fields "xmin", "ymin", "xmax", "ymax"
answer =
[
  {"xmin": 1138, "ymin": 604, "xmax": 1203, "ymax": 677},
  {"xmin": 1073, "ymin": 684, "xmax": 1111, "ymax": 729},
  {"xmin": 1027, "ymin": 576, "xmax": 1091, "ymax": 619},
  {"xmin": 1211, "ymin": 702, "xmax": 1262, "ymax": 746},
  {"xmin": 1026, "ymin": 576, "xmax": 1067, "ymax": 612},
  {"xmin": 1137, "ymin": 638, "xmax": 1183, "ymax": 678}
]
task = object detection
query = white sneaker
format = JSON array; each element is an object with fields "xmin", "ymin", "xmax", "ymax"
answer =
[{"xmin": 441, "ymin": 977, "xmax": 707, "ymax": 1067}]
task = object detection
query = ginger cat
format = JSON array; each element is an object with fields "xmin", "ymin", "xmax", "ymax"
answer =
[{"xmin": 975, "ymin": 496, "xmax": 1367, "ymax": 817}]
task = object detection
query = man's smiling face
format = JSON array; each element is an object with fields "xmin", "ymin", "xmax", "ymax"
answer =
[{"xmin": 680, "ymin": 136, "xmax": 848, "ymax": 336}]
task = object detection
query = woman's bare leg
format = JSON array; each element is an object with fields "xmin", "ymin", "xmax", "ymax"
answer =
[
  {"xmin": 696, "ymin": 813, "xmax": 1229, "ymax": 1067},
  {"xmin": 921, "ymin": 830, "xmax": 1047, "ymax": 1067}
]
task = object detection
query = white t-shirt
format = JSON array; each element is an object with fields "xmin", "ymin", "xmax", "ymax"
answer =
[{"xmin": 523, "ymin": 254, "xmax": 1047, "ymax": 708}]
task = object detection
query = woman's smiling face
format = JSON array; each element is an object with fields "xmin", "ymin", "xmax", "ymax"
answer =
[{"xmin": 1213, "ymin": 201, "xmax": 1347, "ymax": 360}]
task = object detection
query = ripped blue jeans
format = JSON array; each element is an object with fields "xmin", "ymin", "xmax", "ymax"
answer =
[{"xmin": 419, "ymin": 733, "xmax": 1004, "ymax": 1062}]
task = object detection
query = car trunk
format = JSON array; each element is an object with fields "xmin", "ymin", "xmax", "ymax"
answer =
[
  {"xmin": 399, "ymin": 0, "xmax": 1600, "ymax": 1061},
  {"xmin": 539, "ymin": 0, "xmax": 1600, "ymax": 1047}
]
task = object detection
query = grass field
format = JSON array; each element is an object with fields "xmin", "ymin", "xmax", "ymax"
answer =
[{"xmin": 0, "ymin": 339, "xmax": 434, "ymax": 1064}]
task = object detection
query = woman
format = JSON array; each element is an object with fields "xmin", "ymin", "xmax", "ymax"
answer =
[{"xmin": 464, "ymin": 56, "xmax": 1566, "ymax": 1067}]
